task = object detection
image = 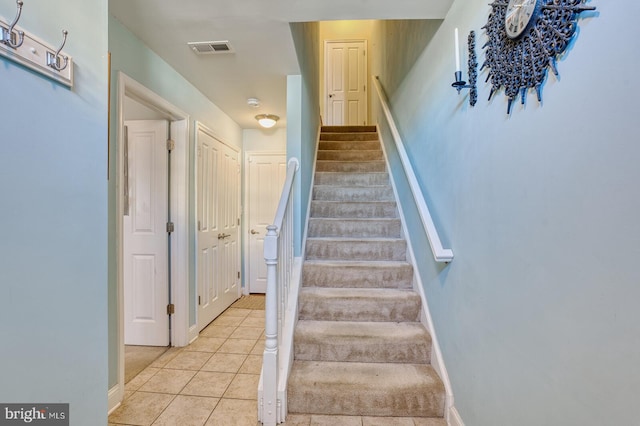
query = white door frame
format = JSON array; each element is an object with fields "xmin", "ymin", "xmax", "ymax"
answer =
[
  {"xmin": 194, "ymin": 122, "xmax": 242, "ymax": 326},
  {"xmin": 110, "ymin": 72, "xmax": 190, "ymax": 412},
  {"xmin": 243, "ymin": 151, "xmax": 286, "ymax": 295},
  {"xmin": 324, "ymin": 39, "xmax": 368, "ymax": 125}
]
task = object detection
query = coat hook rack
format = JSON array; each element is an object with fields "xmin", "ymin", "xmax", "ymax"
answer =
[
  {"xmin": 0, "ymin": 0, "xmax": 24, "ymax": 49},
  {"xmin": 0, "ymin": 1, "xmax": 73, "ymax": 87}
]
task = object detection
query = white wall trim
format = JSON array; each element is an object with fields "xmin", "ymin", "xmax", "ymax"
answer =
[
  {"xmin": 107, "ymin": 385, "xmax": 122, "ymax": 416},
  {"xmin": 449, "ymin": 406, "xmax": 465, "ymax": 426},
  {"xmin": 111, "ymin": 72, "xmax": 190, "ymax": 413},
  {"xmin": 377, "ymin": 123, "xmax": 456, "ymax": 421},
  {"xmin": 243, "ymin": 151, "xmax": 286, "ymax": 296}
]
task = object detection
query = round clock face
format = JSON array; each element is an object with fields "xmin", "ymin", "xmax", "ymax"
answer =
[{"xmin": 505, "ymin": 0, "xmax": 538, "ymax": 39}]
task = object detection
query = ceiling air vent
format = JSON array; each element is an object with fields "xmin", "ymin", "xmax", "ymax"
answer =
[{"xmin": 188, "ymin": 40, "xmax": 234, "ymax": 55}]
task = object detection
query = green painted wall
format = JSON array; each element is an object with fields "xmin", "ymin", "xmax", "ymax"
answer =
[
  {"xmin": 372, "ymin": 3, "xmax": 640, "ymax": 425},
  {"xmin": 0, "ymin": 0, "xmax": 108, "ymax": 423},
  {"xmin": 107, "ymin": 16, "xmax": 242, "ymax": 388}
]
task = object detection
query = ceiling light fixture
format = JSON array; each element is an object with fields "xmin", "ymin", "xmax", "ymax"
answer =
[
  {"xmin": 255, "ymin": 114, "xmax": 279, "ymax": 128},
  {"xmin": 247, "ymin": 98, "xmax": 260, "ymax": 108}
]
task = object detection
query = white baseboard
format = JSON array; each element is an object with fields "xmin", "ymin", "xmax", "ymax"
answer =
[
  {"xmin": 449, "ymin": 406, "xmax": 465, "ymax": 426},
  {"xmin": 188, "ymin": 324, "xmax": 199, "ymax": 344},
  {"xmin": 107, "ymin": 384, "xmax": 122, "ymax": 415}
]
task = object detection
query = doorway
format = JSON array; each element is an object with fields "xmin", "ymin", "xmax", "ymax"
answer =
[
  {"xmin": 324, "ymin": 40, "xmax": 368, "ymax": 126},
  {"xmin": 110, "ymin": 73, "xmax": 189, "ymax": 413},
  {"xmin": 244, "ymin": 152, "xmax": 287, "ymax": 293}
]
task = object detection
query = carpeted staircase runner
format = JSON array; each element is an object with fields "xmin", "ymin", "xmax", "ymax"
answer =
[{"xmin": 288, "ymin": 126, "xmax": 446, "ymax": 422}]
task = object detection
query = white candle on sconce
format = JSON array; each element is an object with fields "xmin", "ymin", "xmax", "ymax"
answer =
[{"xmin": 454, "ymin": 27, "xmax": 461, "ymax": 72}]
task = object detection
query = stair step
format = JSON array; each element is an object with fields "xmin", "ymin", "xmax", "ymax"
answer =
[
  {"xmin": 317, "ymin": 150, "xmax": 383, "ymax": 161},
  {"xmin": 288, "ymin": 360, "xmax": 445, "ymax": 417},
  {"xmin": 316, "ymin": 160, "xmax": 386, "ymax": 173},
  {"xmin": 314, "ymin": 172, "xmax": 389, "ymax": 186},
  {"xmin": 302, "ymin": 260, "xmax": 413, "ymax": 289},
  {"xmin": 320, "ymin": 132, "xmax": 378, "ymax": 141},
  {"xmin": 312, "ymin": 186, "xmax": 394, "ymax": 202},
  {"xmin": 294, "ymin": 320, "xmax": 431, "ymax": 363},
  {"xmin": 305, "ymin": 238, "xmax": 406, "ymax": 261},
  {"xmin": 319, "ymin": 140, "xmax": 381, "ymax": 151},
  {"xmin": 308, "ymin": 218, "xmax": 402, "ymax": 238},
  {"xmin": 321, "ymin": 125, "xmax": 377, "ymax": 133},
  {"xmin": 310, "ymin": 201, "xmax": 397, "ymax": 218},
  {"xmin": 298, "ymin": 288, "xmax": 420, "ymax": 322}
]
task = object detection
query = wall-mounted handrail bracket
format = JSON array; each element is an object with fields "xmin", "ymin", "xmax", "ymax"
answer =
[
  {"xmin": 0, "ymin": 2, "xmax": 73, "ymax": 87},
  {"xmin": 0, "ymin": 0, "xmax": 24, "ymax": 49}
]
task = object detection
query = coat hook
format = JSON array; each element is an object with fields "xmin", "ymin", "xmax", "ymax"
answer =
[
  {"xmin": 1, "ymin": 0, "xmax": 25, "ymax": 49},
  {"xmin": 47, "ymin": 30, "xmax": 68, "ymax": 71}
]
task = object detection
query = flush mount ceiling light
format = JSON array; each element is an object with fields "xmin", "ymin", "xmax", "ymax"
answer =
[{"xmin": 255, "ymin": 114, "xmax": 279, "ymax": 128}]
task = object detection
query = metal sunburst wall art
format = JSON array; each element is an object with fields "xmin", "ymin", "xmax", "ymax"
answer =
[{"xmin": 482, "ymin": 0, "xmax": 596, "ymax": 114}]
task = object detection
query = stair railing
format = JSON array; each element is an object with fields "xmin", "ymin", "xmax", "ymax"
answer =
[
  {"xmin": 372, "ymin": 76, "xmax": 454, "ymax": 263},
  {"xmin": 259, "ymin": 157, "xmax": 299, "ymax": 426}
]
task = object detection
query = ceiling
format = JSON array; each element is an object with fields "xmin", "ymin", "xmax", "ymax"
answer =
[{"xmin": 109, "ymin": 0, "xmax": 453, "ymax": 129}]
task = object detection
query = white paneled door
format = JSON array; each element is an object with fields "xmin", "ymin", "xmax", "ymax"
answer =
[
  {"xmin": 123, "ymin": 120, "xmax": 170, "ymax": 346},
  {"xmin": 325, "ymin": 40, "xmax": 367, "ymax": 126},
  {"xmin": 197, "ymin": 126, "xmax": 241, "ymax": 332},
  {"xmin": 246, "ymin": 153, "xmax": 287, "ymax": 293}
]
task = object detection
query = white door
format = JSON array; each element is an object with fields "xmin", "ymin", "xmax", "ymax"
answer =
[
  {"xmin": 197, "ymin": 126, "xmax": 241, "ymax": 332},
  {"xmin": 246, "ymin": 153, "xmax": 287, "ymax": 293},
  {"xmin": 123, "ymin": 120, "xmax": 170, "ymax": 346},
  {"xmin": 325, "ymin": 40, "xmax": 367, "ymax": 126}
]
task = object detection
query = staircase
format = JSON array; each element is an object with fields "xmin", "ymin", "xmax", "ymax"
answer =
[{"xmin": 287, "ymin": 126, "xmax": 446, "ymax": 422}]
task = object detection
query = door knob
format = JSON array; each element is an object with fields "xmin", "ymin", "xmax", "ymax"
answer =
[
  {"xmin": 217, "ymin": 233, "xmax": 224, "ymax": 240},
  {"xmin": 251, "ymin": 229, "xmax": 259, "ymax": 235},
  {"xmin": 329, "ymin": 94, "xmax": 333, "ymax": 98}
]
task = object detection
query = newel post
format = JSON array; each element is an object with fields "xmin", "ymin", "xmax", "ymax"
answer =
[{"xmin": 262, "ymin": 224, "xmax": 279, "ymax": 426}]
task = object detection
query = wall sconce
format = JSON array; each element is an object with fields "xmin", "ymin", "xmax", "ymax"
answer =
[
  {"xmin": 451, "ymin": 29, "xmax": 477, "ymax": 107},
  {"xmin": 256, "ymin": 114, "xmax": 279, "ymax": 128}
]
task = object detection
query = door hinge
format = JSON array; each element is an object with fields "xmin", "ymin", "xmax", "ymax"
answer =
[
  {"xmin": 237, "ymin": 271, "xmax": 240, "ymax": 279},
  {"xmin": 197, "ymin": 220, "xmax": 202, "ymax": 231},
  {"xmin": 237, "ymin": 218, "xmax": 240, "ymax": 226},
  {"xmin": 167, "ymin": 139, "xmax": 175, "ymax": 152},
  {"xmin": 167, "ymin": 222, "xmax": 175, "ymax": 233},
  {"xmin": 198, "ymin": 296, "xmax": 201, "ymax": 306},
  {"xmin": 167, "ymin": 304, "xmax": 175, "ymax": 315}
]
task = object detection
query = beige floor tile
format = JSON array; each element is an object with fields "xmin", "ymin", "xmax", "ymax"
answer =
[
  {"xmin": 412, "ymin": 418, "xmax": 447, "ymax": 426},
  {"xmin": 250, "ymin": 340, "xmax": 265, "ymax": 355},
  {"xmin": 139, "ymin": 369, "xmax": 196, "ymax": 394},
  {"xmin": 151, "ymin": 395, "xmax": 219, "ymax": 426},
  {"xmin": 223, "ymin": 373, "xmax": 260, "ymax": 400},
  {"xmin": 164, "ymin": 351, "xmax": 213, "ymax": 370},
  {"xmin": 181, "ymin": 371, "xmax": 235, "ymax": 398},
  {"xmin": 212, "ymin": 316, "xmax": 245, "ymax": 327},
  {"xmin": 363, "ymin": 417, "xmax": 414, "ymax": 426},
  {"xmin": 220, "ymin": 308, "xmax": 252, "ymax": 318},
  {"xmin": 185, "ymin": 337, "xmax": 226, "ymax": 353},
  {"xmin": 238, "ymin": 355, "xmax": 263, "ymax": 375},
  {"xmin": 126, "ymin": 367, "xmax": 161, "ymax": 392},
  {"xmin": 310, "ymin": 415, "xmax": 362, "ymax": 426},
  {"xmin": 150, "ymin": 347, "xmax": 183, "ymax": 368},
  {"xmin": 124, "ymin": 390, "xmax": 135, "ymax": 400},
  {"xmin": 204, "ymin": 398, "xmax": 258, "ymax": 426},
  {"xmin": 217, "ymin": 338, "xmax": 257, "ymax": 354},
  {"xmin": 239, "ymin": 316, "xmax": 265, "ymax": 328},
  {"xmin": 247, "ymin": 310, "xmax": 265, "ymax": 319},
  {"xmin": 108, "ymin": 391, "xmax": 175, "ymax": 426},
  {"xmin": 200, "ymin": 325, "xmax": 236, "ymax": 338},
  {"xmin": 229, "ymin": 326, "xmax": 264, "ymax": 340},
  {"xmin": 283, "ymin": 414, "xmax": 312, "ymax": 425},
  {"xmin": 201, "ymin": 353, "xmax": 247, "ymax": 373}
]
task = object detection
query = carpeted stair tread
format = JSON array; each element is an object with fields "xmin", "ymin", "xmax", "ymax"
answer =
[
  {"xmin": 305, "ymin": 237, "xmax": 407, "ymax": 261},
  {"xmin": 321, "ymin": 125, "xmax": 377, "ymax": 133},
  {"xmin": 314, "ymin": 172, "xmax": 389, "ymax": 186},
  {"xmin": 319, "ymin": 140, "xmax": 381, "ymax": 151},
  {"xmin": 288, "ymin": 361, "xmax": 445, "ymax": 417},
  {"xmin": 294, "ymin": 320, "xmax": 431, "ymax": 363},
  {"xmin": 317, "ymin": 150, "xmax": 383, "ymax": 161},
  {"xmin": 310, "ymin": 201, "xmax": 398, "ymax": 218},
  {"xmin": 316, "ymin": 160, "xmax": 386, "ymax": 173},
  {"xmin": 308, "ymin": 218, "xmax": 402, "ymax": 238},
  {"xmin": 299, "ymin": 287, "xmax": 421, "ymax": 322},
  {"xmin": 320, "ymin": 132, "xmax": 379, "ymax": 141},
  {"xmin": 312, "ymin": 185, "xmax": 395, "ymax": 202},
  {"xmin": 302, "ymin": 260, "xmax": 413, "ymax": 289}
]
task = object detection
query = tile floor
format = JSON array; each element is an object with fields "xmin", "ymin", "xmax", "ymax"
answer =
[{"xmin": 109, "ymin": 304, "xmax": 442, "ymax": 426}]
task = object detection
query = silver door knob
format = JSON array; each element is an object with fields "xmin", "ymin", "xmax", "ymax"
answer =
[{"xmin": 250, "ymin": 229, "xmax": 259, "ymax": 235}]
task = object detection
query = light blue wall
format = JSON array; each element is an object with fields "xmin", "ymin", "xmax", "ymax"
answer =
[
  {"xmin": 107, "ymin": 16, "xmax": 242, "ymax": 388},
  {"xmin": 0, "ymin": 0, "xmax": 108, "ymax": 423},
  {"xmin": 374, "ymin": 2, "xmax": 640, "ymax": 425},
  {"xmin": 289, "ymin": 22, "xmax": 320, "ymax": 256}
]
